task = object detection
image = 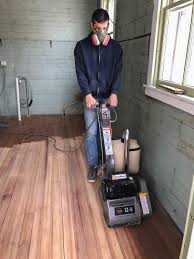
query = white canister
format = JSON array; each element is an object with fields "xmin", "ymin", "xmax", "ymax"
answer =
[{"xmin": 112, "ymin": 139, "xmax": 140, "ymax": 174}]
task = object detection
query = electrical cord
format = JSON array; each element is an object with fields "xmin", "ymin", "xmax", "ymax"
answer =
[
  {"xmin": 22, "ymin": 112, "xmax": 98, "ymax": 153},
  {"xmin": 110, "ymin": 106, "xmax": 117, "ymax": 123},
  {"xmin": 0, "ymin": 105, "xmax": 118, "ymax": 155},
  {"xmin": 0, "ymin": 112, "xmax": 98, "ymax": 153},
  {"xmin": 1, "ymin": 98, "xmax": 96, "ymax": 153},
  {"xmin": 0, "ymin": 104, "xmax": 117, "ymax": 176},
  {"xmin": 109, "ymin": 17, "xmax": 116, "ymax": 26}
]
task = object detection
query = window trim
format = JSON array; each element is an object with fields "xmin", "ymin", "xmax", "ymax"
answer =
[
  {"xmin": 165, "ymin": 0, "xmax": 192, "ymax": 11},
  {"xmin": 144, "ymin": 84, "xmax": 194, "ymax": 115},
  {"xmin": 145, "ymin": 0, "xmax": 194, "ymax": 115},
  {"xmin": 160, "ymin": 1, "xmax": 194, "ymax": 95}
]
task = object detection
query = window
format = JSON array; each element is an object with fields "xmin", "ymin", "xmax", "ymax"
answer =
[{"xmin": 153, "ymin": 0, "xmax": 194, "ymax": 97}]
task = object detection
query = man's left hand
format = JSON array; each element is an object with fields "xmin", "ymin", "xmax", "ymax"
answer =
[{"xmin": 108, "ymin": 94, "xmax": 118, "ymax": 107}]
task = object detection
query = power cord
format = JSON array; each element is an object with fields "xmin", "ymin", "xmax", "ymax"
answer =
[
  {"xmin": 0, "ymin": 105, "xmax": 118, "ymax": 155},
  {"xmin": 110, "ymin": 106, "xmax": 117, "ymax": 123},
  {"xmin": 22, "ymin": 112, "xmax": 98, "ymax": 153},
  {"xmin": 0, "ymin": 104, "xmax": 118, "ymax": 176},
  {"xmin": 0, "ymin": 113, "xmax": 97, "ymax": 153}
]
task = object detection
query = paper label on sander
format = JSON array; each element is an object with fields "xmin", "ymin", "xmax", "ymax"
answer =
[
  {"xmin": 112, "ymin": 174, "xmax": 127, "ymax": 180},
  {"xmin": 139, "ymin": 193, "xmax": 149, "ymax": 215},
  {"xmin": 103, "ymin": 129, "xmax": 113, "ymax": 155}
]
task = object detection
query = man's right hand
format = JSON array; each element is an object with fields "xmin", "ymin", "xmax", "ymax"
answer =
[{"xmin": 85, "ymin": 94, "xmax": 98, "ymax": 109}]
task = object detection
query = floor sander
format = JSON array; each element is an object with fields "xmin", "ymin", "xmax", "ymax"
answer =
[{"xmin": 97, "ymin": 102, "xmax": 152, "ymax": 227}]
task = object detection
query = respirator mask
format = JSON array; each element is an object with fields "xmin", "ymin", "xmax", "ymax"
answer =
[{"xmin": 90, "ymin": 22, "xmax": 110, "ymax": 46}]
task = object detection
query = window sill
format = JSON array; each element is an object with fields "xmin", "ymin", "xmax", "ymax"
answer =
[{"xmin": 143, "ymin": 84, "xmax": 194, "ymax": 115}]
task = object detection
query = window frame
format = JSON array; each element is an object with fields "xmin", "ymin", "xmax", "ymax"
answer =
[
  {"xmin": 157, "ymin": 0, "xmax": 194, "ymax": 96},
  {"xmin": 145, "ymin": 0, "xmax": 194, "ymax": 115}
]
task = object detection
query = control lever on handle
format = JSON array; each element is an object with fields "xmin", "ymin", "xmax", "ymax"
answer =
[{"xmin": 121, "ymin": 129, "xmax": 130, "ymax": 172}]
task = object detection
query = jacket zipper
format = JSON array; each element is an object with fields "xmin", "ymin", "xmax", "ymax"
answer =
[{"xmin": 97, "ymin": 44, "xmax": 101, "ymax": 98}]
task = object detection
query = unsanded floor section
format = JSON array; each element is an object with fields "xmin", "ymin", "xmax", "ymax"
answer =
[{"xmin": 0, "ymin": 115, "xmax": 182, "ymax": 259}]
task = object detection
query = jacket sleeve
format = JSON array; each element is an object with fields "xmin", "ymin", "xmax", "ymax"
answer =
[
  {"xmin": 111, "ymin": 44, "xmax": 123, "ymax": 95},
  {"xmin": 74, "ymin": 42, "xmax": 91, "ymax": 96}
]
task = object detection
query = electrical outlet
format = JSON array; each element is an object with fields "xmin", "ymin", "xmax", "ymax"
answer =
[{"xmin": 0, "ymin": 61, "xmax": 6, "ymax": 67}]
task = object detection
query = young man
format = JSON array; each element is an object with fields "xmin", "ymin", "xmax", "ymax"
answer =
[{"xmin": 74, "ymin": 8, "xmax": 123, "ymax": 183}]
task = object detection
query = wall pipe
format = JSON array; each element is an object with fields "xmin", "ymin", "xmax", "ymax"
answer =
[{"xmin": 15, "ymin": 77, "xmax": 21, "ymax": 121}]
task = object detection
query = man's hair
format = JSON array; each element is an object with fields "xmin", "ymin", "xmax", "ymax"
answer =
[{"xmin": 92, "ymin": 8, "xmax": 109, "ymax": 24}]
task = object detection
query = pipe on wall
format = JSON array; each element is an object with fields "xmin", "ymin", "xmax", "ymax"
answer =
[{"xmin": 15, "ymin": 77, "xmax": 21, "ymax": 121}]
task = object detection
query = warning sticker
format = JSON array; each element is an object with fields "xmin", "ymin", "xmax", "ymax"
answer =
[
  {"xmin": 103, "ymin": 129, "xmax": 113, "ymax": 155},
  {"xmin": 112, "ymin": 174, "xmax": 127, "ymax": 180},
  {"xmin": 139, "ymin": 193, "xmax": 149, "ymax": 215}
]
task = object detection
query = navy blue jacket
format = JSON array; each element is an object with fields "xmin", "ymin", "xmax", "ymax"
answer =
[{"xmin": 74, "ymin": 33, "xmax": 123, "ymax": 99}]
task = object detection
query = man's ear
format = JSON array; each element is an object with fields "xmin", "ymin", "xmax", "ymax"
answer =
[{"xmin": 90, "ymin": 22, "xmax": 95, "ymax": 33}]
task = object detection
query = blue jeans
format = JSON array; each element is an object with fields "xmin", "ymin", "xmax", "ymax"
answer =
[
  {"xmin": 84, "ymin": 99, "xmax": 106, "ymax": 169},
  {"xmin": 84, "ymin": 103, "xmax": 98, "ymax": 169}
]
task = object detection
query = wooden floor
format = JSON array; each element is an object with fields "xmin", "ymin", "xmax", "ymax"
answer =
[{"xmin": 0, "ymin": 115, "xmax": 182, "ymax": 259}]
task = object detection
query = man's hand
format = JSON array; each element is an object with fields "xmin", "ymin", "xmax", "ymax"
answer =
[
  {"xmin": 85, "ymin": 94, "xmax": 98, "ymax": 109},
  {"xmin": 108, "ymin": 94, "xmax": 118, "ymax": 107}
]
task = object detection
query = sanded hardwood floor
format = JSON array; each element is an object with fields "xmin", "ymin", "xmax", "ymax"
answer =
[{"xmin": 0, "ymin": 115, "xmax": 182, "ymax": 259}]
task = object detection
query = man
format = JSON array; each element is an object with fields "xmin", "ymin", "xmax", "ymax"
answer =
[{"xmin": 74, "ymin": 8, "xmax": 123, "ymax": 183}]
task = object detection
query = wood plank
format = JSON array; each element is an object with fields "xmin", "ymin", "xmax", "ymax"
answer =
[
  {"xmin": 0, "ymin": 134, "xmax": 20, "ymax": 198},
  {"xmin": 0, "ymin": 142, "xmax": 38, "ymax": 259},
  {"xmin": 28, "ymin": 141, "xmax": 47, "ymax": 259},
  {"xmin": 52, "ymin": 137, "xmax": 64, "ymax": 259},
  {"xmin": 4, "ymin": 142, "xmax": 40, "ymax": 259},
  {"xmin": 0, "ymin": 145, "xmax": 21, "ymax": 230},
  {"xmin": 58, "ymin": 146, "xmax": 77, "ymax": 259},
  {"xmin": 67, "ymin": 153, "xmax": 88, "ymax": 259},
  {"xmin": 115, "ymin": 228, "xmax": 137, "ymax": 259},
  {"xmin": 16, "ymin": 213, "xmax": 34, "ymax": 259},
  {"xmin": 0, "ymin": 143, "xmax": 29, "ymax": 259},
  {"xmin": 70, "ymin": 119, "xmax": 106, "ymax": 259},
  {"xmin": 37, "ymin": 139, "xmax": 53, "ymax": 259},
  {"xmin": 71, "ymin": 128, "xmax": 106, "ymax": 259},
  {"xmin": 65, "ymin": 124, "xmax": 88, "ymax": 259},
  {"xmin": 15, "ymin": 140, "xmax": 43, "ymax": 259},
  {"xmin": 77, "ymin": 147, "xmax": 112, "ymax": 259}
]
